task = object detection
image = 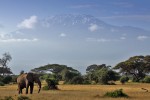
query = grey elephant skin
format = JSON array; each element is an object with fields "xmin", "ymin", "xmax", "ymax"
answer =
[{"xmin": 17, "ymin": 73, "xmax": 41, "ymax": 94}]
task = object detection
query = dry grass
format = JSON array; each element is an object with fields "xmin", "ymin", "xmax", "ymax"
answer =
[{"xmin": 1, "ymin": 82, "xmax": 150, "ymax": 100}]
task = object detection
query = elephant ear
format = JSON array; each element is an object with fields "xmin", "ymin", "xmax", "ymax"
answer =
[{"xmin": 26, "ymin": 73, "xmax": 34, "ymax": 82}]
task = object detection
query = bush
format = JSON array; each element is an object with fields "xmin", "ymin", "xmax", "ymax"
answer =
[
  {"xmin": 0, "ymin": 81, "xmax": 5, "ymax": 86},
  {"xmin": 42, "ymin": 85, "xmax": 49, "ymax": 90},
  {"xmin": 82, "ymin": 80, "xmax": 91, "ymax": 84},
  {"xmin": 17, "ymin": 96, "xmax": 31, "ymax": 100},
  {"xmin": 45, "ymin": 78, "xmax": 58, "ymax": 90},
  {"xmin": 143, "ymin": 76, "xmax": 150, "ymax": 83},
  {"xmin": 3, "ymin": 96, "xmax": 14, "ymax": 100},
  {"xmin": 70, "ymin": 76, "xmax": 84, "ymax": 84},
  {"xmin": 46, "ymin": 78, "xmax": 58, "ymax": 85},
  {"xmin": 2, "ymin": 76, "xmax": 12, "ymax": 84},
  {"xmin": 120, "ymin": 76, "xmax": 129, "ymax": 84},
  {"xmin": 0, "ymin": 75, "xmax": 3, "ymax": 81},
  {"xmin": 104, "ymin": 89, "xmax": 128, "ymax": 98},
  {"xmin": 11, "ymin": 75, "xmax": 18, "ymax": 83}
]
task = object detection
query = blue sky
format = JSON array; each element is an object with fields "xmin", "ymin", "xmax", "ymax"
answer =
[{"xmin": 0, "ymin": 0, "xmax": 150, "ymax": 74}]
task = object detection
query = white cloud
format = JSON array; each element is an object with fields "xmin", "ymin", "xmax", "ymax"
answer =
[
  {"xmin": 17, "ymin": 15, "xmax": 37, "ymax": 29},
  {"xmin": 110, "ymin": 28, "xmax": 118, "ymax": 32},
  {"xmin": 97, "ymin": 38, "xmax": 110, "ymax": 42},
  {"xmin": 137, "ymin": 35, "xmax": 149, "ymax": 41},
  {"xmin": 70, "ymin": 4, "xmax": 96, "ymax": 9},
  {"xmin": 60, "ymin": 33, "xmax": 66, "ymax": 37},
  {"xmin": 88, "ymin": 24, "xmax": 99, "ymax": 32},
  {"xmin": 100, "ymin": 15, "xmax": 150, "ymax": 22},
  {"xmin": 113, "ymin": 2, "xmax": 134, "ymax": 8},
  {"xmin": 0, "ymin": 38, "xmax": 38, "ymax": 43},
  {"xmin": 0, "ymin": 32, "xmax": 12, "ymax": 39},
  {"xmin": 86, "ymin": 38, "xmax": 110, "ymax": 43},
  {"xmin": 120, "ymin": 37, "xmax": 126, "ymax": 40}
]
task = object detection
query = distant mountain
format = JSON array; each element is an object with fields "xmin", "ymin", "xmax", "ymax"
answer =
[{"xmin": 13, "ymin": 14, "xmax": 150, "ymax": 41}]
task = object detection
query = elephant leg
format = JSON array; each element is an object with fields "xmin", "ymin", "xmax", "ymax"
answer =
[
  {"xmin": 18, "ymin": 84, "xmax": 21, "ymax": 94},
  {"xmin": 20, "ymin": 89, "xmax": 23, "ymax": 94},
  {"xmin": 26, "ymin": 83, "xmax": 29, "ymax": 94},
  {"xmin": 30, "ymin": 83, "xmax": 34, "ymax": 94}
]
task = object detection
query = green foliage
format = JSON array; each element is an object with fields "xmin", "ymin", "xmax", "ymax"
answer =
[
  {"xmin": 4, "ymin": 96, "xmax": 14, "ymax": 100},
  {"xmin": 0, "ymin": 52, "xmax": 12, "ymax": 76},
  {"xmin": 104, "ymin": 89, "xmax": 128, "ymax": 98},
  {"xmin": 61, "ymin": 68, "xmax": 81, "ymax": 83},
  {"xmin": 96, "ymin": 68, "xmax": 109, "ymax": 84},
  {"xmin": 82, "ymin": 80, "xmax": 91, "ymax": 84},
  {"xmin": 0, "ymin": 67, "xmax": 13, "ymax": 76},
  {"xmin": 46, "ymin": 78, "xmax": 58, "ymax": 85},
  {"xmin": 2, "ymin": 76, "xmax": 12, "ymax": 84},
  {"xmin": 44, "ymin": 78, "xmax": 58, "ymax": 90},
  {"xmin": 114, "ymin": 55, "xmax": 150, "ymax": 82},
  {"xmin": 86, "ymin": 64, "xmax": 119, "ymax": 84},
  {"xmin": 143, "ymin": 76, "xmax": 150, "ymax": 83},
  {"xmin": 17, "ymin": 96, "xmax": 31, "ymax": 100},
  {"xmin": 0, "ymin": 75, "xmax": 3, "ymax": 81},
  {"xmin": 69, "ymin": 76, "xmax": 84, "ymax": 84},
  {"xmin": 0, "ymin": 81, "xmax": 5, "ymax": 86},
  {"xmin": 120, "ymin": 76, "xmax": 129, "ymax": 84},
  {"xmin": 31, "ymin": 64, "xmax": 80, "ymax": 83},
  {"xmin": 31, "ymin": 64, "xmax": 79, "ymax": 75},
  {"xmin": 86, "ymin": 64, "xmax": 109, "ymax": 73},
  {"xmin": 11, "ymin": 75, "xmax": 18, "ymax": 83},
  {"xmin": 42, "ymin": 85, "xmax": 49, "ymax": 90}
]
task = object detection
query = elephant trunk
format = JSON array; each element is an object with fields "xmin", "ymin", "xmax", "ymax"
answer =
[{"xmin": 37, "ymin": 81, "xmax": 41, "ymax": 93}]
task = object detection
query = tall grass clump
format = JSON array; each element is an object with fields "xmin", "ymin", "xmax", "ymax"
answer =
[
  {"xmin": 0, "ymin": 96, "xmax": 14, "ymax": 100},
  {"xmin": 104, "ymin": 89, "xmax": 128, "ymax": 98},
  {"xmin": 17, "ymin": 96, "xmax": 31, "ymax": 100}
]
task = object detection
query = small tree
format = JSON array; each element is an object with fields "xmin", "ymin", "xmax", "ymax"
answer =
[
  {"xmin": 70, "ymin": 76, "xmax": 84, "ymax": 84},
  {"xmin": 0, "ymin": 52, "xmax": 12, "ymax": 76},
  {"xmin": 2, "ymin": 76, "xmax": 12, "ymax": 84},
  {"xmin": 120, "ymin": 76, "xmax": 129, "ymax": 84},
  {"xmin": 93, "ymin": 67, "xmax": 119, "ymax": 84},
  {"xmin": 45, "ymin": 78, "xmax": 58, "ymax": 90},
  {"xmin": 143, "ymin": 76, "xmax": 150, "ymax": 83}
]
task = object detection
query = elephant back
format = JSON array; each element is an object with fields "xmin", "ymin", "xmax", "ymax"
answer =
[
  {"xmin": 17, "ymin": 73, "xmax": 27, "ymax": 84},
  {"xmin": 26, "ymin": 73, "xmax": 34, "ymax": 82}
]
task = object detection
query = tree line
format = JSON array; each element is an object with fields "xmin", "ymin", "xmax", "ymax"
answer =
[
  {"xmin": 0, "ymin": 52, "xmax": 150, "ymax": 86},
  {"xmin": 31, "ymin": 55, "xmax": 150, "ymax": 84}
]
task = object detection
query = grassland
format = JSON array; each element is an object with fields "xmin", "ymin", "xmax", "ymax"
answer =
[{"xmin": 0, "ymin": 82, "xmax": 150, "ymax": 100}]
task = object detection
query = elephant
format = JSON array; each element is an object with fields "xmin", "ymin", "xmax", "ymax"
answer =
[{"xmin": 17, "ymin": 72, "xmax": 41, "ymax": 94}]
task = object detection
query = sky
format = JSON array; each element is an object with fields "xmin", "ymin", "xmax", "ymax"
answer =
[{"xmin": 0, "ymin": 0, "xmax": 150, "ymax": 74}]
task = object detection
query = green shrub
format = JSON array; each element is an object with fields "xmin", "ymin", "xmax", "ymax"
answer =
[
  {"xmin": 82, "ymin": 80, "xmax": 91, "ymax": 84},
  {"xmin": 2, "ymin": 76, "xmax": 12, "ymax": 84},
  {"xmin": 42, "ymin": 85, "xmax": 49, "ymax": 90},
  {"xmin": 11, "ymin": 75, "xmax": 18, "ymax": 83},
  {"xmin": 143, "ymin": 76, "xmax": 150, "ymax": 83},
  {"xmin": 45, "ymin": 78, "xmax": 58, "ymax": 90},
  {"xmin": 4, "ymin": 96, "xmax": 14, "ymax": 100},
  {"xmin": 17, "ymin": 96, "xmax": 31, "ymax": 100},
  {"xmin": 46, "ymin": 78, "xmax": 58, "ymax": 85},
  {"xmin": 0, "ymin": 81, "xmax": 5, "ymax": 86},
  {"xmin": 104, "ymin": 89, "xmax": 128, "ymax": 98},
  {"xmin": 70, "ymin": 76, "xmax": 84, "ymax": 84},
  {"xmin": 0, "ymin": 75, "xmax": 3, "ymax": 81},
  {"xmin": 120, "ymin": 76, "xmax": 129, "ymax": 84}
]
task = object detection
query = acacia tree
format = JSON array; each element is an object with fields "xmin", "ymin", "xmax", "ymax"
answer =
[
  {"xmin": 86, "ymin": 64, "xmax": 110, "ymax": 82},
  {"xmin": 0, "ymin": 53, "xmax": 12, "ymax": 76},
  {"xmin": 86, "ymin": 64, "xmax": 119, "ymax": 84},
  {"xmin": 114, "ymin": 55, "xmax": 150, "ymax": 82}
]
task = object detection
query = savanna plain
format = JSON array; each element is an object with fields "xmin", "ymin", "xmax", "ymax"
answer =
[{"xmin": 0, "ymin": 82, "xmax": 150, "ymax": 100}]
